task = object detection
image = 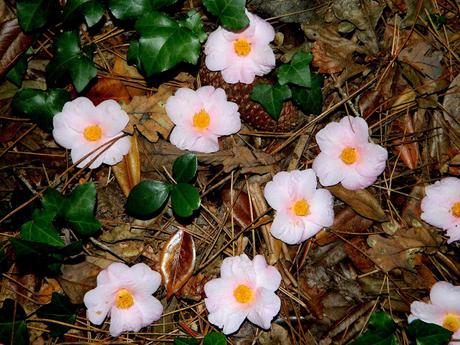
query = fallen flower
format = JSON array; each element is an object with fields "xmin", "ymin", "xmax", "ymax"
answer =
[
  {"xmin": 264, "ymin": 169, "xmax": 334, "ymax": 244},
  {"xmin": 53, "ymin": 97, "xmax": 130, "ymax": 169},
  {"xmin": 83, "ymin": 262, "xmax": 163, "ymax": 337},
  {"xmin": 204, "ymin": 254, "xmax": 281, "ymax": 334},
  {"xmin": 421, "ymin": 177, "xmax": 460, "ymax": 243},
  {"xmin": 165, "ymin": 86, "xmax": 241, "ymax": 153},
  {"xmin": 408, "ymin": 281, "xmax": 460, "ymax": 343},
  {"xmin": 312, "ymin": 116, "xmax": 388, "ymax": 190},
  {"xmin": 204, "ymin": 11, "xmax": 275, "ymax": 84}
]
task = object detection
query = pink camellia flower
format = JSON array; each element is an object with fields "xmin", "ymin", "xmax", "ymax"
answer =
[
  {"xmin": 165, "ymin": 86, "xmax": 241, "ymax": 153},
  {"xmin": 53, "ymin": 97, "xmax": 130, "ymax": 169},
  {"xmin": 312, "ymin": 116, "xmax": 388, "ymax": 190},
  {"xmin": 204, "ymin": 254, "xmax": 281, "ymax": 334},
  {"xmin": 204, "ymin": 11, "xmax": 275, "ymax": 84},
  {"xmin": 83, "ymin": 262, "xmax": 163, "ymax": 337},
  {"xmin": 408, "ymin": 281, "xmax": 460, "ymax": 343},
  {"xmin": 421, "ymin": 177, "xmax": 460, "ymax": 243},
  {"xmin": 264, "ymin": 169, "xmax": 334, "ymax": 245}
]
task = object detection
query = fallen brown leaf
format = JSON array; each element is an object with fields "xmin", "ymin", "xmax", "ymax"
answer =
[
  {"xmin": 85, "ymin": 77, "xmax": 131, "ymax": 105},
  {"xmin": 113, "ymin": 133, "xmax": 141, "ymax": 197},
  {"xmin": 398, "ymin": 40, "xmax": 443, "ymax": 80},
  {"xmin": 221, "ymin": 188, "xmax": 252, "ymax": 228}
]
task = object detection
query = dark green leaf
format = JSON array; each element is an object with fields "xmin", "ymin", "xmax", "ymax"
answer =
[
  {"xmin": 42, "ymin": 188, "xmax": 65, "ymax": 217},
  {"xmin": 108, "ymin": 0, "xmax": 178, "ymax": 20},
  {"xmin": 37, "ymin": 293, "xmax": 77, "ymax": 337},
  {"xmin": 63, "ymin": 0, "xmax": 104, "ymax": 27},
  {"xmin": 63, "ymin": 183, "xmax": 100, "ymax": 237},
  {"xmin": 20, "ymin": 217, "xmax": 65, "ymax": 248},
  {"xmin": 408, "ymin": 320, "xmax": 452, "ymax": 345},
  {"xmin": 173, "ymin": 153, "xmax": 197, "ymax": 183},
  {"xmin": 202, "ymin": 0, "xmax": 249, "ymax": 31},
  {"xmin": 350, "ymin": 312, "xmax": 398, "ymax": 345},
  {"xmin": 16, "ymin": 0, "xmax": 59, "ymax": 32},
  {"xmin": 204, "ymin": 331, "xmax": 227, "ymax": 345},
  {"xmin": 6, "ymin": 48, "xmax": 32, "ymax": 87},
  {"xmin": 12, "ymin": 88, "xmax": 70, "ymax": 131},
  {"xmin": 179, "ymin": 10, "xmax": 207, "ymax": 43},
  {"xmin": 291, "ymin": 73, "xmax": 323, "ymax": 115},
  {"xmin": 171, "ymin": 183, "xmax": 200, "ymax": 218},
  {"xmin": 368, "ymin": 312, "xmax": 396, "ymax": 333},
  {"xmin": 250, "ymin": 83, "xmax": 292, "ymax": 120},
  {"xmin": 0, "ymin": 299, "xmax": 29, "ymax": 345},
  {"xmin": 126, "ymin": 180, "xmax": 170, "ymax": 217},
  {"xmin": 131, "ymin": 12, "xmax": 201, "ymax": 76},
  {"xmin": 46, "ymin": 31, "xmax": 97, "ymax": 93},
  {"xmin": 277, "ymin": 52, "xmax": 312, "ymax": 87},
  {"xmin": 174, "ymin": 337, "xmax": 198, "ymax": 345}
]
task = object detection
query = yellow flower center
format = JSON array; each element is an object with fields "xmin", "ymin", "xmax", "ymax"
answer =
[
  {"xmin": 443, "ymin": 313, "xmax": 460, "ymax": 333},
  {"xmin": 340, "ymin": 147, "xmax": 358, "ymax": 165},
  {"xmin": 192, "ymin": 109, "xmax": 211, "ymax": 130},
  {"xmin": 115, "ymin": 289, "xmax": 134, "ymax": 309},
  {"xmin": 292, "ymin": 199, "xmax": 310, "ymax": 217},
  {"xmin": 452, "ymin": 202, "xmax": 460, "ymax": 218},
  {"xmin": 233, "ymin": 38, "xmax": 251, "ymax": 57},
  {"xmin": 83, "ymin": 124, "xmax": 102, "ymax": 141},
  {"xmin": 233, "ymin": 284, "xmax": 254, "ymax": 304}
]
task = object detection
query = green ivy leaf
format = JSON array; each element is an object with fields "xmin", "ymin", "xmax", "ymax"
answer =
[
  {"xmin": 204, "ymin": 331, "xmax": 227, "ymax": 345},
  {"xmin": 250, "ymin": 83, "xmax": 292, "ymax": 120},
  {"xmin": 179, "ymin": 10, "xmax": 207, "ymax": 43},
  {"xmin": 37, "ymin": 293, "xmax": 77, "ymax": 337},
  {"xmin": 130, "ymin": 12, "xmax": 201, "ymax": 76},
  {"xmin": 6, "ymin": 48, "xmax": 32, "ymax": 87},
  {"xmin": 126, "ymin": 180, "xmax": 170, "ymax": 217},
  {"xmin": 63, "ymin": 183, "xmax": 100, "ymax": 237},
  {"xmin": 12, "ymin": 88, "xmax": 70, "ymax": 131},
  {"xmin": 0, "ymin": 299, "xmax": 29, "ymax": 345},
  {"xmin": 174, "ymin": 337, "xmax": 198, "ymax": 345},
  {"xmin": 20, "ymin": 213, "xmax": 65, "ymax": 248},
  {"xmin": 41, "ymin": 188, "xmax": 65, "ymax": 218},
  {"xmin": 171, "ymin": 183, "xmax": 200, "ymax": 218},
  {"xmin": 46, "ymin": 31, "xmax": 97, "ymax": 93},
  {"xmin": 291, "ymin": 73, "xmax": 323, "ymax": 115},
  {"xmin": 108, "ymin": 0, "xmax": 178, "ymax": 20},
  {"xmin": 16, "ymin": 0, "xmax": 59, "ymax": 32},
  {"xmin": 277, "ymin": 52, "xmax": 312, "ymax": 87},
  {"xmin": 202, "ymin": 0, "xmax": 249, "ymax": 31},
  {"xmin": 350, "ymin": 312, "xmax": 398, "ymax": 345},
  {"xmin": 408, "ymin": 320, "xmax": 452, "ymax": 345},
  {"xmin": 173, "ymin": 153, "xmax": 198, "ymax": 183},
  {"xmin": 63, "ymin": 0, "xmax": 104, "ymax": 27}
]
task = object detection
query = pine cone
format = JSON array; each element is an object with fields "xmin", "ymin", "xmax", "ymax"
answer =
[{"xmin": 199, "ymin": 61, "xmax": 304, "ymax": 132}]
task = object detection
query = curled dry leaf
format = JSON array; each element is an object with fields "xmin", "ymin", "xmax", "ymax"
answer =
[
  {"xmin": 160, "ymin": 228, "xmax": 196, "ymax": 299},
  {"xmin": 0, "ymin": 18, "xmax": 33, "ymax": 78},
  {"xmin": 221, "ymin": 188, "xmax": 251, "ymax": 228},
  {"xmin": 85, "ymin": 77, "xmax": 131, "ymax": 105},
  {"xmin": 327, "ymin": 185, "xmax": 387, "ymax": 222},
  {"xmin": 113, "ymin": 55, "xmax": 145, "ymax": 97},
  {"xmin": 392, "ymin": 113, "xmax": 419, "ymax": 170},
  {"xmin": 112, "ymin": 133, "xmax": 141, "ymax": 197}
]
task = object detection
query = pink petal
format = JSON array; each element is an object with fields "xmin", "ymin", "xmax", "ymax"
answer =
[
  {"xmin": 219, "ymin": 254, "xmax": 255, "ymax": 282},
  {"xmin": 264, "ymin": 171, "xmax": 296, "ymax": 211},
  {"xmin": 426, "ymin": 178, "xmax": 460, "ymax": 205},
  {"xmin": 340, "ymin": 168, "xmax": 376, "ymax": 190},
  {"xmin": 204, "ymin": 278, "xmax": 234, "ymax": 312},
  {"xmin": 298, "ymin": 220, "xmax": 323, "ymax": 242},
  {"xmin": 315, "ymin": 122, "xmax": 346, "ymax": 153},
  {"xmin": 312, "ymin": 153, "xmax": 345, "ymax": 187},
  {"xmin": 339, "ymin": 116, "xmax": 369, "ymax": 143},
  {"xmin": 208, "ymin": 305, "xmax": 248, "ymax": 335},
  {"xmin": 248, "ymin": 44, "xmax": 276, "ymax": 74},
  {"xmin": 165, "ymin": 88, "xmax": 202, "ymax": 126},
  {"xmin": 430, "ymin": 281, "xmax": 460, "ymax": 313},
  {"xmin": 169, "ymin": 126, "xmax": 219, "ymax": 153},
  {"xmin": 204, "ymin": 28, "xmax": 233, "ymax": 71},
  {"xmin": 270, "ymin": 212, "xmax": 305, "ymax": 245},
  {"xmin": 290, "ymin": 169, "xmax": 318, "ymax": 201},
  {"xmin": 83, "ymin": 286, "xmax": 115, "ymax": 325},
  {"xmin": 134, "ymin": 295, "xmax": 163, "ymax": 325},
  {"xmin": 354, "ymin": 143, "xmax": 388, "ymax": 178},
  {"xmin": 250, "ymin": 12, "xmax": 275, "ymax": 44},
  {"xmin": 253, "ymin": 255, "xmax": 281, "ymax": 291},
  {"xmin": 94, "ymin": 100, "xmax": 129, "ymax": 137},
  {"xmin": 409, "ymin": 301, "xmax": 444, "ymax": 325},
  {"xmin": 109, "ymin": 305, "xmax": 144, "ymax": 337},
  {"xmin": 421, "ymin": 205, "xmax": 452, "ymax": 230},
  {"xmin": 117, "ymin": 263, "xmax": 162, "ymax": 296},
  {"xmin": 102, "ymin": 136, "xmax": 131, "ymax": 166},
  {"xmin": 52, "ymin": 116, "xmax": 81, "ymax": 149},
  {"xmin": 221, "ymin": 61, "xmax": 247, "ymax": 84},
  {"xmin": 71, "ymin": 142, "xmax": 105, "ymax": 169},
  {"xmin": 247, "ymin": 288, "xmax": 280, "ymax": 329},
  {"xmin": 446, "ymin": 224, "xmax": 460, "ymax": 243},
  {"xmin": 60, "ymin": 97, "xmax": 97, "ymax": 131},
  {"xmin": 308, "ymin": 188, "xmax": 334, "ymax": 227}
]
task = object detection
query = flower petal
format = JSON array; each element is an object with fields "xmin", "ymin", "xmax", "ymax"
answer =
[
  {"xmin": 219, "ymin": 254, "xmax": 255, "ymax": 282},
  {"xmin": 94, "ymin": 100, "xmax": 129, "ymax": 137},
  {"xmin": 116, "ymin": 263, "xmax": 162, "ymax": 296},
  {"xmin": 339, "ymin": 116, "xmax": 369, "ymax": 143},
  {"xmin": 247, "ymin": 288, "xmax": 280, "ymax": 329},
  {"xmin": 83, "ymin": 286, "xmax": 115, "ymax": 325},
  {"xmin": 430, "ymin": 281, "xmax": 460, "ymax": 313},
  {"xmin": 341, "ymin": 169, "xmax": 376, "ymax": 190},
  {"xmin": 109, "ymin": 305, "xmax": 144, "ymax": 337},
  {"xmin": 169, "ymin": 126, "xmax": 219, "ymax": 153},
  {"xmin": 313, "ymin": 152, "xmax": 345, "ymax": 187},
  {"xmin": 102, "ymin": 136, "xmax": 131, "ymax": 166},
  {"xmin": 308, "ymin": 188, "xmax": 334, "ymax": 227},
  {"xmin": 165, "ymin": 88, "xmax": 202, "ymax": 126},
  {"xmin": 134, "ymin": 295, "xmax": 163, "ymax": 326},
  {"xmin": 204, "ymin": 28, "xmax": 233, "ymax": 71},
  {"xmin": 59, "ymin": 97, "xmax": 97, "ymax": 131},
  {"xmin": 71, "ymin": 142, "xmax": 105, "ymax": 169},
  {"xmin": 355, "ymin": 143, "xmax": 388, "ymax": 178},
  {"xmin": 250, "ymin": 12, "xmax": 275, "ymax": 44},
  {"xmin": 264, "ymin": 171, "xmax": 296, "ymax": 211},
  {"xmin": 204, "ymin": 278, "xmax": 234, "ymax": 312},
  {"xmin": 208, "ymin": 305, "xmax": 248, "ymax": 335},
  {"xmin": 289, "ymin": 169, "xmax": 318, "ymax": 201},
  {"xmin": 409, "ymin": 301, "xmax": 445, "ymax": 325},
  {"xmin": 253, "ymin": 255, "xmax": 281, "ymax": 291},
  {"xmin": 270, "ymin": 212, "xmax": 305, "ymax": 245},
  {"xmin": 52, "ymin": 114, "xmax": 81, "ymax": 149}
]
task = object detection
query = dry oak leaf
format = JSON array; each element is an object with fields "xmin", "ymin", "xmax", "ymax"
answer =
[
  {"xmin": 367, "ymin": 226, "xmax": 441, "ymax": 272},
  {"xmin": 398, "ymin": 40, "xmax": 443, "ymax": 80},
  {"xmin": 123, "ymin": 85, "xmax": 175, "ymax": 142},
  {"xmin": 85, "ymin": 77, "xmax": 131, "ymax": 105},
  {"xmin": 113, "ymin": 133, "xmax": 141, "ymax": 197}
]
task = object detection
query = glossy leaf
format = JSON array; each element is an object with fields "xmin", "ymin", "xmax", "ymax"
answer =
[
  {"xmin": 126, "ymin": 180, "xmax": 170, "ymax": 217},
  {"xmin": 291, "ymin": 73, "xmax": 323, "ymax": 115},
  {"xmin": 173, "ymin": 153, "xmax": 197, "ymax": 183},
  {"xmin": 0, "ymin": 299, "xmax": 29, "ymax": 345},
  {"xmin": 113, "ymin": 134, "xmax": 141, "ymax": 197},
  {"xmin": 108, "ymin": 0, "xmax": 178, "ymax": 20},
  {"xmin": 16, "ymin": 0, "xmax": 59, "ymax": 32},
  {"xmin": 350, "ymin": 312, "xmax": 398, "ymax": 345},
  {"xmin": 12, "ymin": 88, "xmax": 70, "ymax": 131},
  {"xmin": 277, "ymin": 52, "xmax": 312, "ymax": 87},
  {"xmin": 408, "ymin": 320, "xmax": 452, "ymax": 345},
  {"xmin": 204, "ymin": 331, "xmax": 227, "ymax": 345},
  {"xmin": 20, "ymin": 218, "xmax": 64, "ymax": 247},
  {"xmin": 174, "ymin": 337, "xmax": 198, "ymax": 345},
  {"xmin": 202, "ymin": 0, "xmax": 249, "ymax": 31},
  {"xmin": 250, "ymin": 83, "xmax": 292, "ymax": 120},
  {"xmin": 6, "ymin": 48, "xmax": 32, "ymax": 86},
  {"xmin": 130, "ymin": 12, "xmax": 201, "ymax": 76},
  {"xmin": 46, "ymin": 31, "xmax": 97, "ymax": 92},
  {"xmin": 37, "ymin": 293, "xmax": 77, "ymax": 337},
  {"xmin": 160, "ymin": 229, "xmax": 196, "ymax": 298},
  {"xmin": 171, "ymin": 183, "xmax": 200, "ymax": 218},
  {"xmin": 180, "ymin": 10, "xmax": 207, "ymax": 43},
  {"xmin": 41, "ymin": 188, "xmax": 65, "ymax": 217},
  {"xmin": 63, "ymin": 0, "xmax": 104, "ymax": 27}
]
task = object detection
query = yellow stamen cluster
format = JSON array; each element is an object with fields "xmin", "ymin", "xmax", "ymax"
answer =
[
  {"xmin": 233, "ymin": 284, "xmax": 254, "ymax": 304},
  {"xmin": 233, "ymin": 39, "xmax": 251, "ymax": 57},
  {"xmin": 292, "ymin": 199, "xmax": 310, "ymax": 217},
  {"xmin": 83, "ymin": 124, "xmax": 102, "ymax": 141},
  {"xmin": 340, "ymin": 147, "xmax": 358, "ymax": 165},
  {"xmin": 193, "ymin": 109, "xmax": 211, "ymax": 130},
  {"xmin": 115, "ymin": 289, "xmax": 134, "ymax": 309},
  {"xmin": 443, "ymin": 313, "xmax": 460, "ymax": 333}
]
